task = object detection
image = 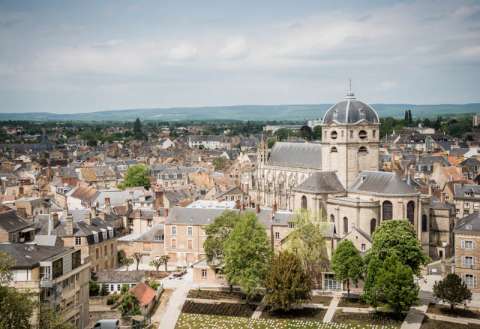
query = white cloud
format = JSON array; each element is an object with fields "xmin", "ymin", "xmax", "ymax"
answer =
[
  {"xmin": 218, "ymin": 37, "xmax": 249, "ymax": 60},
  {"xmin": 168, "ymin": 43, "xmax": 198, "ymax": 61}
]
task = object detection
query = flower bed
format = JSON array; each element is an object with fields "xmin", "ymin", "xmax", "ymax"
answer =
[
  {"xmin": 333, "ymin": 310, "xmax": 405, "ymax": 328},
  {"xmin": 261, "ymin": 307, "xmax": 326, "ymax": 321},
  {"xmin": 176, "ymin": 313, "xmax": 400, "ymax": 329},
  {"xmin": 311, "ymin": 295, "xmax": 333, "ymax": 305},
  {"xmin": 427, "ymin": 303, "xmax": 480, "ymax": 319},
  {"xmin": 421, "ymin": 317, "xmax": 480, "ymax": 329},
  {"xmin": 181, "ymin": 301, "xmax": 257, "ymax": 317},
  {"xmin": 338, "ymin": 297, "xmax": 370, "ymax": 308},
  {"xmin": 187, "ymin": 289, "xmax": 246, "ymax": 301}
]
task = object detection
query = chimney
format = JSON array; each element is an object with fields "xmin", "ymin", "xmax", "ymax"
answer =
[
  {"xmin": 256, "ymin": 204, "xmax": 261, "ymax": 214},
  {"xmin": 64, "ymin": 213, "xmax": 74, "ymax": 236},
  {"xmin": 272, "ymin": 202, "xmax": 278, "ymax": 213},
  {"xmin": 440, "ymin": 192, "xmax": 446, "ymax": 203},
  {"xmin": 164, "ymin": 208, "xmax": 169, "ymax": 217},
  {"xmin": 104, "ymin": 197, "xmax": 111, "ymax": 207}
]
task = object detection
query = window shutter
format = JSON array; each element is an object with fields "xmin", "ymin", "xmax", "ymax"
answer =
[{"xmin": 461, "ymin": 240, "xmax": 465, "ymax": 248}]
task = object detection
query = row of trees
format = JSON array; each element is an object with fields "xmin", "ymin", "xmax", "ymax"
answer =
[
  {"xmin": 203, "ymin": 210, "xmax": 327, "ymax": 310},
  {"xmin": 205, "ymin": 212, "xmax": 463, "ymax": 314}
]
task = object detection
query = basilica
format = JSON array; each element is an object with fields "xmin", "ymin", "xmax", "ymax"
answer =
[{"xmin": 250, "ymin": 92, "xmax": 451, "ymax": 258}]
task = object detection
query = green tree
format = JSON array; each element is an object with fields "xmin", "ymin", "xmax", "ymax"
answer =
[
  {"xmin": 89, "ymin": 281, "xmax": 100, "ymax": 296},
  {"xmin": 0, "ymin": 252, "xmax": 34, "ymax": 329},
  {"xmin": 133, "ymin": 252, "xmax": 143, "ymax": 271},
  {"xmin": 40, "ymin": 305, "xmax": 75, "ymax": 329},
  {"xmin": 283, "ymin": 210, "xmax": 328, "ymax": 284},
  {"xmin": 149, "ymin": 258, "xmax": 163, "ymax": 272},
  {"xmin": 223, "ymin": 212, "xmax": 272, "ymax": 300},
  {"xmin": 433, "ymin": 273, "xmax": 472, "ymax": 311},
  {"xmin": 264, "ymin": 251, "xmax": 312, "ymax": 311},
  {"xmin": 363, "ymin": 254, "xmax": 383, "ymax": 308},
  {"xmin": 124, "ymin": 257, "xmax": 134, "ymax": 271},
  {"xmin": 133, "ymin": 118, "xmax": 144, "ymax": 140},
  {"xmin": 313, "ymin": 126, "xmax": 322, "ymax": 140},
  {"xmin": 274, "ymin": 128, "xmax": 290, "ymax": 141},
  {"xmin": 212, "ymin": 157, "xmax": 227, "ymax": 171},
  {"xmin": 203, "ymin": 210, "xmax": 240, "ymax": 264},
  {"xmin": 372, "ymin": 254, "xmax": 418, "ymax": 313},
  {"xmin": 331, "ymin": 240, "xmax": 364, "ymax": 297},
  {"xmin": 368, "ymin": 220, "xmax": 428, "ymax": 276},
  {"xmin": 119, "ymin": 164, "xmax": 151, "ymax": 189},
  {"xmin": 119, "ymin": 292, "xmax": 141, "ymax": 316},
  {"xmin": 160, "ymin": 255, "xmax": 170, "ymax": 271}
]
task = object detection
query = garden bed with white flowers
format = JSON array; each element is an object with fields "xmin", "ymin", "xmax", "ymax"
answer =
[{"xmin": 175, "ymin": 313, "xmax": 400, "ymax": 329}]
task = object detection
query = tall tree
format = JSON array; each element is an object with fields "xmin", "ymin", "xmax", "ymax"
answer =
[
  {"xmin": 331, "ymin": 240, "xmax": 364, "ymax": 297},
  {"xmin": 264, "ymin": 251, "xmax": 312, "ymax": 311},
  {"xmin": 119, "ymin": 164, "xmax": 151, "ymax": 189},
  {"xmin": 367, "ymin": 220, "xmax": 429, "ymax": 276},
  {"xmin": 160, "ymin": 255, "xmax": 170, "ymax": 271},
  {"xmin": 372, "ymin": 254, "xmax": 418, "ymax": 313},
  {"xmin": 223, "ymin": 212, "xmax": 272, "ymax": 300},
  {"xmin": 203, "ymin": 210, "xmax": 240, "ymax": 264},
  {"xmin": 433, "ymin": 273, "xmax": 472, "ymax": 311},
  {"xmin": 133, "ymin": 118, "xmax": 144, "ymax": 140},
  {"xmin": 283, "ymin": 210, "xmax": 328, "ymax": 285},
  {"xmin": 149, "ymin": 258, "xmax": 163, "ymax": 272}
]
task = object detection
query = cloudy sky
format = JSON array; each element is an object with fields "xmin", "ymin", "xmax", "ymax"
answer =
[{"xmin": 0, "ymin": 0, "xmax": 479, "ymax": 113}]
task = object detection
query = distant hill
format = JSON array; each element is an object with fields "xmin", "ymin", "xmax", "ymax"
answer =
[{"xmin": 1, "ymin": 103, "xmax": 480, "ymax": 122}]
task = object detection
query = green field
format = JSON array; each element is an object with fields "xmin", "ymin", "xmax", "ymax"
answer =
[{"xmin": 175, "ymin": 313, "xmax": 399, "ymax": 329}]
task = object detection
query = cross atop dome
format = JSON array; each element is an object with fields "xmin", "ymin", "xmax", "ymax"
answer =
[{"xmin": 345, "ymin": 78, "xmax": 355, "ymax": 99}]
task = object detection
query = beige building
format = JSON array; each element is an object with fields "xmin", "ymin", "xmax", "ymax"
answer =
[
  {"xmin": 454, "ymin": 212, "xmax": 480, "ymax": 292},
  {"xmin": 0, "ymin": 244, "xmax": 90, "ymax": 329}
]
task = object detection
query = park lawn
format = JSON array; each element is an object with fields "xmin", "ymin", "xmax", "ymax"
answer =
[
  {"xmin": 333, "ymin": 310, "xmax": 405, "ymax": 328},
  {"xmin": 176, "ymin": 313, "xmax": 400, "ymax": 329}
]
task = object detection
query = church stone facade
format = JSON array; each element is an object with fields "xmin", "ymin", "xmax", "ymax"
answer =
[{"xmin": 250, "ymin": 92, "xmax": 433, "ymax": 254}]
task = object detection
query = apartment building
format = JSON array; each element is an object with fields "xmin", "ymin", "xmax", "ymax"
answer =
[
  {"xmin": 454, "ymin": 212, "xmax": 480, "ymax": 292},
  {"xmin": 36, "ymin": 212, "xmax": 119, "ymax": 272},
  {"xmin": 0, "ymin": 244, "xmax": 90, "ymax": 328},
  {"xmin": 445, "ymin": 183, "xmax": 480, "ymax": 219}
]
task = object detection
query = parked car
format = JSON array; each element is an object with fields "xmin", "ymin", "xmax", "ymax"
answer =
[{"xmin": 93, "ymin": 319, "xmax": 120, "ymax": 329}]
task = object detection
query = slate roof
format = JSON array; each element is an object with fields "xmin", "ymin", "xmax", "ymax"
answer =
[
  {"xmin": 0, "ymin": 206, "xmax": 32, "ymax": 233},
  {"xmin": 322, "ymin": 96, "xmax": 379, "ymax": 124},
  {"xmin": 70, "ymin": 185, "xmax": 99, "ymax": 203},
  {"xmin": 268, "ymin": 142, "xmax": 322, "ymax": 170},
  {"xmin": 453, "ymin": 183, "xmax": 480, "ymax": 200},
  {"xmin": 454, "ymin": 212, "xmax": 480, "ymax": 234},
  {"xmin": 166, "ymin": 207, "xmax": 294, "ymax": 228},
  {"xmin": 349, "ymin": 171, "xmax": 418, "ymax": 196},
  {"xmin": 96, "ymin": 270, "xmax": 145, "ymax": 284},
  {"xmin": 0, "ymin": 244, "xmax": 71, "ymax": 269},
  {"xmin": 460, "ymin": 157, "xmax": 480, "ymax": 167},
  {"xmin": 294, "ymin": 172, "xmax": 345, "ymax": 194}
]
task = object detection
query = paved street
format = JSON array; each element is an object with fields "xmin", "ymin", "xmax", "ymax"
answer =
[{"xmin": 157, "ymin": 270, "xmax": 193, "ymax": 329}]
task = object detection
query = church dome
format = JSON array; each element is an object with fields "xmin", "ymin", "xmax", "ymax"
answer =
[{"xmin": 322, "ymin": 93, "xmax": 379, "ymax": 125}]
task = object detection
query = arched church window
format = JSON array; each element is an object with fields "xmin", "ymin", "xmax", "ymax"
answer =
[
  {"xmin": 301, "ymin": 195, "xmax": 307, "ymax": 209},
  {"xmin": 370, "ymin": 218, "xmax": 376, "ymax": 235},
  {"xmin": 343, "ymin": 217, "xmax": 349, "ymax": 234},
  {"xmin": 373, "ymin": 130, "xmax": 376, "ymax": 138},
  {"xmin": 422, "ymin": 214, "xmax": 428, "ymax": 232},
  {"xmin": 407, "ymin": 201, "xmax": 415, "ymax": 226},
  {"xmin": 330, "ymin": 131, "xmax": 338, "ymax": 140},
  {"xmin": 382, "ymin": 201, "xmax": 393, "ymax": 220},
  {"xmin": 330, "ymin": 146, "xmax": 338, "ymax": 153},
  {"xmin": 350, "ymin": 130, "xmax": 353, "ymax": 138},
  {"xmin": 359, "ymin": 130, "xmax": 368, "ymax": 139},
  {"xmin": 358, "ymin": 146, "xmax": 368, "ymax": 154},
  {"xmin": 330, "ymin": 214, "xmax": 335, "ymax": 222}
]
